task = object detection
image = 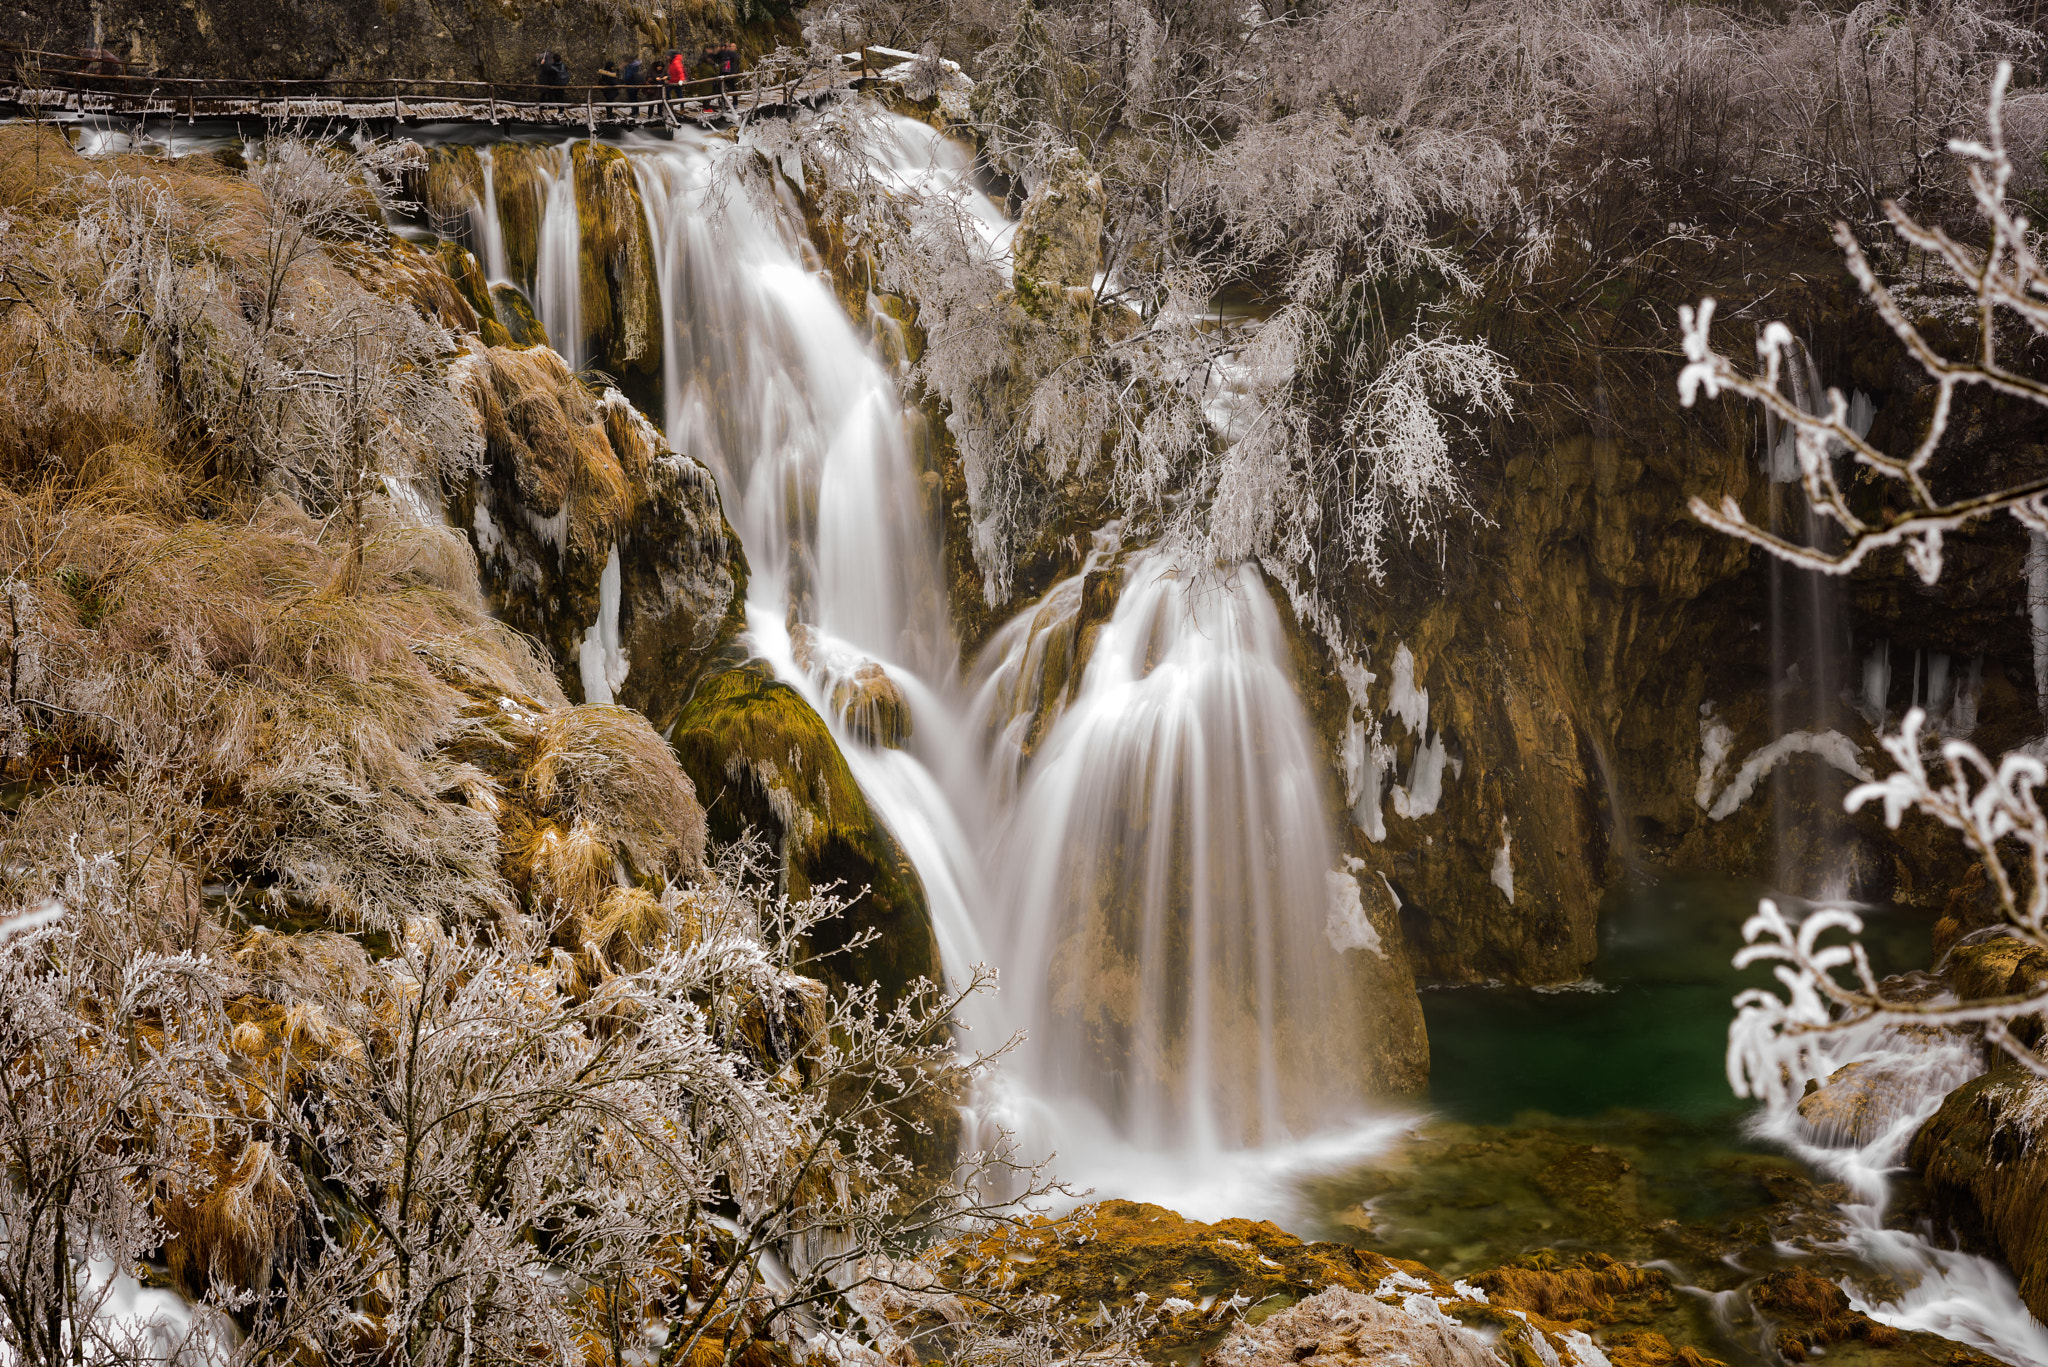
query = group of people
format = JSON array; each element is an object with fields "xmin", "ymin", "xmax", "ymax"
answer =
[{"xmin": 532, "ymin": 43, "xmax": 743, "ymax": 101}]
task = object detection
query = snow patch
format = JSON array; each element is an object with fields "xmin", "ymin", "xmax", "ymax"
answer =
[
  {"xmin": 1705, "ymin": 730, "xmax": 1872, "ymax": 821},
  {"xmin": 1391, "ymin": 731, "xmax": 1449, "ymax": 819},
  {"xmin": 1696, "ymin": 703, "xmax": 1735, "ymax": 809},
  {"xmin": 1344, "ymin": 714, "xmax": 1392, "ymax": 841},
  {"xmin": 1325, "ymin": 870, "xmax": 1384, "ymax": 957},
  {"xmin": 1389, "ymin": 644, "xmax": 1429, "ymax": 735},
  {"xmin": 472, "ymin": 494, "xmax": 504, "ymax": 559}
]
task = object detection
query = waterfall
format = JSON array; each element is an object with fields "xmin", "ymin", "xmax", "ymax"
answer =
[
  {"xmin": 623, "ymin": 130, "xmax": 993, "ymax": 1023},
  {"xmin": 974, "ymin": 551, "xmax": 1374, "ymax": 1155},
  {"xmin": 1749, "ymin": 1016, "xmax": 2048, "ymax": 1365},
  {"xmin": 472, "ymin": 148, "xmax": 512, "ymax": 285},
  {"xmin": 533, "ymin": 146, "xmax": 583, "ymax": 372},
  {"xmin": 1760, "ymin": 339, "xmax": 1874, "ymax": 895},
  {"xmin": 607, "ymin": 121, "xmax": 1394, "ymax": 1211}
]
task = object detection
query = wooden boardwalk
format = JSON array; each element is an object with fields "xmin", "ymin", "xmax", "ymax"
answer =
[{"xmin": 0, "ymin": 44, "xmax": 899, "ymax": 133}]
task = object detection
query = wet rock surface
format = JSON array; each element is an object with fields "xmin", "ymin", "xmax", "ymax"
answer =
[{"xmin": 1913, "ymin": 1065, "xmax": 2048, "ymax": 1323}]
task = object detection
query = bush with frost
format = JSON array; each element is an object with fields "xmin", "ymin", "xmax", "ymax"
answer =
[{"xmin": 0, "ymin": 826, "xmax": 1053, "ymax": 1367}]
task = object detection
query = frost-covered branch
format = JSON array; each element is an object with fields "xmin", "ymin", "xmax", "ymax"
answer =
[
  {"xmin": 1687, "ymin": 66, "xmax": 2048, "ymax": 1100},
  {"xmin": 1678, "ymin": 61, "xmax": 2048, "ymax": 587}
]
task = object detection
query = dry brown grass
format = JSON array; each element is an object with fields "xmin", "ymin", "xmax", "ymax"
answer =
[{"xmin": 0, "ymin": 124, "xmax": 707, "ymax": 943}]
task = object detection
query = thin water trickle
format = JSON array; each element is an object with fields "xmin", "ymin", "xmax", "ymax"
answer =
[{"xmin": 532, "ymin": 145, "xmax": 583, "ymax": 371}]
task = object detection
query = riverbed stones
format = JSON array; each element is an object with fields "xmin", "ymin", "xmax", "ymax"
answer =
[{"xmin": 1202, "ymin": 1286, "xmax": 1501, "ymax": 1367}]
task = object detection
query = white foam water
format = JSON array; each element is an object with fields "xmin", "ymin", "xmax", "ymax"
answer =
[{"xmin": 1750, "ymin": 1008, "xmax": 2048, "ymax": 1365}]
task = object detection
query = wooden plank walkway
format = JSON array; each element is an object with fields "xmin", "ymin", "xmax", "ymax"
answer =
[{"xmin": 0, "ymin": 44, "xmax": 883, "ymax": 132}]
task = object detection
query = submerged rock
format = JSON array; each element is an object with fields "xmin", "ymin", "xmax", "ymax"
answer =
[
  {"xmin": 1203, "ymin": 1285, "xmax": 1500, "ymax": 1367},
  {"xmin": 942, "ymin": 1201, "xmax": 1698, "ymax": 1367}
]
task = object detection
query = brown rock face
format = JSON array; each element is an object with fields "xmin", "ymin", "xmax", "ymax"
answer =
[{"xmin": 1914, "ymin": 1066, "xmax": 2048, "ymax": 1323}]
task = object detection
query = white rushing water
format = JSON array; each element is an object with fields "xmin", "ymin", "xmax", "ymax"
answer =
[
  {"xmin": 1749, "ymin": 999, "xmax": 2048, "ymax": 1365},
  {"xmin": 531, "ymin": 144, "xmax": 584, "ymax": 372}
]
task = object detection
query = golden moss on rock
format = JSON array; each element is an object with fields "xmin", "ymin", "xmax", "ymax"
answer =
[
  {"xmin": 572, "ymin": 141, "xmax": 664, "ymax": 383},
  {"xmin": 435, "ymin": 239, "xmax": 513, "ymax": 348},
  {"xmin": 492, "ymin": 283, "xmax": 550, "ymax": 348},
  {"xmin": 943, "ymin": 1202, "xmax": 1707, "ymax": 1367}
]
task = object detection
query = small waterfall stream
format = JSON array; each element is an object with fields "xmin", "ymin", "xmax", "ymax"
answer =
[{"xmin": 1749, "ymin": 1015, "xmax": 2048, "ymax": 1365}]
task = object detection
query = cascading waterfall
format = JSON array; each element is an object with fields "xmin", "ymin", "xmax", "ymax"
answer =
[
  {"xmin": 1759, "ymin": 340, "xmax": 1872, "ymax": 896},
  {"xmin": 625, "ymin": 130, "xmax": 995, "ymax": 1014},
  {"xmin": 970, "ymin": 548, "xmax": 1377, "ymax": 1158},
  {"xmin": 606, "ymin": 122, "xmax": 1393, "ymax": 1207},
  {"xmin": 1749, "ymin": 1013, "xmax": 2048, "ymax": 1365}
]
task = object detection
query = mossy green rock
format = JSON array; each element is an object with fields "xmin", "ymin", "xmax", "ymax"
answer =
[
  {"xmin": 671, "ymin": 660, "xmax": 940, "ymax": 1005},
  {"xmin": 571, "ymin": 142, "xmax": 664, "ymax": 384},
  {"xmin": 1913, "ymin": 1066, "xmax": 2048, "ymax": 1322},
  {"xmin": 491, "ymin": 284, "xmax": 549, "ymax": 349}
]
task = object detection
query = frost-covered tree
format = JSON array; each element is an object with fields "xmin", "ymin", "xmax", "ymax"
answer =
[
  {"xmin": 0, "ymin": 854, "xmax": 231, "ymax": 1367},
  {"xmin": 0, "ymin": 833, "xmax": 1046, "ymax": 1367},
  {"xmin": 1674, "ymin": 63, "xmax": 2048, "ymax": 1098}
]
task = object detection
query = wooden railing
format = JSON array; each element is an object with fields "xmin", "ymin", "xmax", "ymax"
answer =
[{"xmin": 0, "ymin": 40, "xmax": 875, "ymax": 128}]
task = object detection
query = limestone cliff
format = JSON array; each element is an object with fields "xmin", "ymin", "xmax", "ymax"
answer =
[{"xmin": 450, "ymin": 344, "xmax": 747, "ymax": 728}]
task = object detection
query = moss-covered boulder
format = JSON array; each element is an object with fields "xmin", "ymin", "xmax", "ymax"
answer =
[
  {"xmin": 670, "ymin": 660, "xmax": 939, "ymax": 1004},
  {"xmin": 1912, "ymin": 1066, "xmax": 2048, "ymax": 1321},
  {"xmin": 492, "ymin": 284, "xmax": 550, "ymax": 349},
  {"xmin": 434, "ymin": 239, "xmax": 513, "ymax": 348},
  {"xmin": 451, "ymin": 346, "xmax": 744, "ymax": 721}
]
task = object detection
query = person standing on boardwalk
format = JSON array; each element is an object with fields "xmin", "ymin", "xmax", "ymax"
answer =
[{"xmin": 536, "ymin": 50, "xmax": 569, "ymax": 100}]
